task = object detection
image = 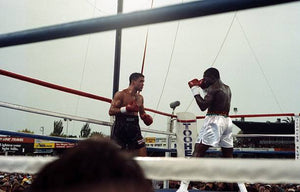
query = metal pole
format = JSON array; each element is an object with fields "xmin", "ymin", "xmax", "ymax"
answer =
[
  {"xmin": 40, "ymin": 126, "xmax": 44, "ymax": 135},
  {"xmin": 295, "ymin": 115, "xmax": 300, "ymax": 160},
  {"xmin": 164, "ymin": 108, "xmax": 176, "ymax": 189},
  {"xmin": 112, "ymin": 0, "xmax": 123, "ymax": 97},
  {"xmin": 0, "ymin": 0, "xmax": 298, "ymax": 48}
]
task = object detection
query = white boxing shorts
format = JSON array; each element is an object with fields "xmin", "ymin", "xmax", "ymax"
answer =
[{"xmin": 196, "ymin": 115, "xmax": 233, "ymax": 148}]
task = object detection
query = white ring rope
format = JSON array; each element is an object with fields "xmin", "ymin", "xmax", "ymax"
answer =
[
  {"xmin": 0, "ymin": 101, "xmax": 111, "ymax": 126},
  {"xmin": 0, "ymin": 101, "xmax": 298, "ymax": 184},
  {"xmin": 234, "ymin": 134, "xmax": 294, "ymax": 138},
  {"xmin": 4, "ymin": 101, "xmax": 296, "ymax": 138},
  {"xmin": 2, "ymin": 101, "xmax": 297, "ymax": 137},
  {"xmin": 0, "ymin": 156, "xmax": 299, "ymax": 184},
  {"xmin": 0, "ymin": 156, "xmax": 57, "ymax": 174},
  {"xmin": 0, "ymin": 101, "xmax": 175, "ymax": 136},
  {"xmin": 137, "ymin": 157, "xmax": 300, "ymax": 184}
]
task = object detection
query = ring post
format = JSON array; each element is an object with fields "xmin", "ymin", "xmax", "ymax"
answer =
[
  {"xmin": 163, "ymin": 101, "xmax": 180, "ymax": 188},
  {"xmin": 295, "ymin": 114, "xmax": 300, "ymax": 160},
  {"xmin": 163, "ymin": 111, "xmax": 175, "ymax": 188}
]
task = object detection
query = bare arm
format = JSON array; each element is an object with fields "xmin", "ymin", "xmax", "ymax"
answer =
[
  {"xmin": 194, "ymin": 90, "xmax": 214, "ymax": 111},
  {"xmin": 138, "ymin": 95, "xmax": 153, "ymax": 126},
  {"xmin": 138, "ymin": 95, "xmax": 146, "ymax": 117},
  {"xmin": 108, "ymin": 92, "xmax": 123, "ymax": 116}
]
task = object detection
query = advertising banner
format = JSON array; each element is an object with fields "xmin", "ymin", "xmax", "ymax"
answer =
[{"xmin": 176, "ymin": 112, "xmax": 197, "ymax": 157}]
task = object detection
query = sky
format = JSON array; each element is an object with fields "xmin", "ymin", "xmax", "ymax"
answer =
[{"xmin": 0, "ymin": 0, "xmax": 299, "ymax": 138}]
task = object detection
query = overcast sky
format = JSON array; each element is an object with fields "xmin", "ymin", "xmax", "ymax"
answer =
[{"xmin": 0, "ymin": 0, "xmax": 299, "ymax": 137}]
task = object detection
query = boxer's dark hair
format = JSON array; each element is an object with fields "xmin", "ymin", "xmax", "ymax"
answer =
[
  {"xmin": 129, "ymin": 72, "xmax": 144, "ymax": 84},
  {"xmin": 204, "ymin": 68, "xmax": 220, "ymax": 79},
  {"xmin": 30, "ymin": 137, "xmax": 153, "ymax": 192}
]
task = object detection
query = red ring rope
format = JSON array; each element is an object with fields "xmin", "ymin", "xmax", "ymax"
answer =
[
  {"xmin": 0, "ymin": 69, "xmax": 175, "ymax": 116},
  {"xmin": 0, "ymin": 69, "xmax": 111, "ymax": 103},
  {"xmin": 0, "ymin": 69, "xmax": 296, "ymax": 119}
]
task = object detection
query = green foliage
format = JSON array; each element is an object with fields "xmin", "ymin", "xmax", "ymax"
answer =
[
  {"xmin": 282, "ymin": 117, "xmax": 294, "ymax": 123},
  {"xmin": 50, "ymin": 120, "xmax": 64, "ymax": 137},
  {"xmin": 18, "ymin": 128, "xmax": 34, "ymax": 134},
  {"xmin": 80, "ymin": 123, "xmax": 91, "ymax": 138},
  {"xmin": 90, "ymin": 131, "xmax": 106, "ymax": 138}
]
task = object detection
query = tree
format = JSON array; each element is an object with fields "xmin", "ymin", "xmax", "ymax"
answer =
[
  {"xmin": 80, "ymin": 123, "xmax": 91, "ymax": 138},
  {"xmin": 282, "ymin": 117, "xmax": 294, "ymax": 123},
  {"xmin": 90, "ymin": 131, "xmax": 106, "ymax": 138},
  {"xmin": 50, "ymin": 120, "xmax": 64, "ymax": 137},
  {"xmin": 18, "ymin": 128, "xmax": 34, "ymax": 134}
]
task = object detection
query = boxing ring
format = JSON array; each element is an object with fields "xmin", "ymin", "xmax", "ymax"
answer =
[{"xmin": 1, "ymin": 0, "xmax": 300, "ymax": 191}]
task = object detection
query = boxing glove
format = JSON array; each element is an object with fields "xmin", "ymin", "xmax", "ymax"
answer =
[
  {"xmin": 188, "ymin": 78, "xmax": 206, "ymax": 89},
  {"xmin": 188, "ymin": 79, "xmax": 201, "ymax": 88},
  {"xmin": 188, "ymin": 79, "xmax": 204, "ymax": 96},
  {"xmin": 140, "ymin": 113, "xmax": 153, "ymax": 126},
  {"xmin": 120, "ymin": 101, "xmax": 139, "ymax": 113}
]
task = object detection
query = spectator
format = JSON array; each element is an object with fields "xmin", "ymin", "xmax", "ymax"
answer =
[
  {"xmin": 0, "ymin": 181, "xmax": 11, "ymax": 192},
  {"xmin": 205, "ymin": 182, "xmax": 216, "ymax": 191},
  {"xmin": 246, "ymin": 184, "xmax": 258, "ymax": 192},
  {"xmin": 295, "ymin": 185, "xmax": 300, "ymax": 192},
  {"xmin": 29, "ymin": 137, "xmax": 153, "ymax": 192},
  {"xmin": 11, "ymin": 183, "xmax": 25, "ymax": 192},
  {"xmin": 258, "ymin": 185, "xmax": 265, "ymax": 192},
  {"xmin": 264, "ymin": 184, "xmax": 272, "ymax": 192}
]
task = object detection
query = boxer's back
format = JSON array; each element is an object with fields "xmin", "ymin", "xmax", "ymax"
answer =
[{"xmin": 207, "ymin": 81, "xmax": 231, "ymax": 114}]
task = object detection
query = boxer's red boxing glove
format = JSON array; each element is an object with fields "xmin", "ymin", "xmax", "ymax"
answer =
[
  {"xmin": 188, "ymin": 79, "xmax": 201, "ymax": 88},
  {"xmin": 121, "ymin": 101, "xmax": 139, "ymax": 113},
  {"xmin": 188, "ymin": 79, "xmax": 203, "ymax": 96},
  {"xmin": 140, "ymin": 113, "xmax": 153, "ymax": 126},
  {"xmin": 188, "ymin": 79, "xmax": 206, "ymax": 89}
]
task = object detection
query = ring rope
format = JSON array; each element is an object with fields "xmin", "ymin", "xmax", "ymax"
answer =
[
  {"xmin": 0, "ymin": 100, "xmax": 297, "ymax": 137},
  {"xmin": 140, "ymin": 0, "xmax": 154, "ymax": 75},
  {"xmin": 0, "ymin": 69, "xmax": 174, "ymax": 117},
  {"xmin": 4, "ymin": 100, "xmax": 296, "ymax": 138},
  {"xmin": 196, "ymin": 113, "xmax": 296, "ymax": 119},
  {"xmin": 228, "ymin": 113, "xmax": 295, "ymax": 118},
  {"xmin": 234, "ymin": 134, "xmax": 294, "ymax": 138},
  {"xmin": 0, "ymin": 156, "xmax": 299, "ymax": 184},
  {"xmin": 0, "ymin": 0, "xmax": 298, "ymax": 48},
  {"xmin": 0, "ymin": 101, "xmax": 175, "ymax": 136},
  {"xmin": 0, "ymin": 1, "xmax": 299, "ymax": 186},
  {"xmin": 0, "ymin": 101, "xmax": 111, "ymax": 126},
  {"xmin": 0, "ymin": 69, "xmax": 297, "ymax": 119},
  {"xmin": 236, "ymin": 16, "xmax": 283, "ymax": 112},
  {"xmin": 137, "ymin": 157, "xmax": 300, "ymax": 184},
  {"xmin": 0, "ymin": 69, "xmax": 112, "ymax": 102}
]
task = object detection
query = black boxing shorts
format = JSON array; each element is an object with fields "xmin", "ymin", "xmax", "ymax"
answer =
[{"xmin": 111, "ymin": 113, "xmax": 145, "ymax": 150}]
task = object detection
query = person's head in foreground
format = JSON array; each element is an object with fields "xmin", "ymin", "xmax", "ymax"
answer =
[{"xmin": 30, "ymin": 136, "xmax": 153, "ymax": 192}]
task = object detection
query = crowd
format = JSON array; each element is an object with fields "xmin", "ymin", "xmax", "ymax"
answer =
[
  {"xmin": 244, "ymin": 183, "xmax": 300, "ymax": 192},
  {"xmin": 234, "ymin": 137, "xmax": 294, "ymax": 149},
  {"xmin": 164, "ymin": 181, "xmax": 300, "ymax": 192},
  {"xmin": 0, "ymin": 172, "xmax": 34, "ymax": 192},
  {"xmin": 1, "ymin": 174, "xmax": 300, "ymax": 192},
  {"xmin": 1, "ymin": 169, "xmax": 300, "ymax": 191}
]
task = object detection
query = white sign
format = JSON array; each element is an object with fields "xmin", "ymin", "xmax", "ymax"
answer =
[{"xmin": 175, "ymin": 112, "xmax": 197, "ymax": 157}]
